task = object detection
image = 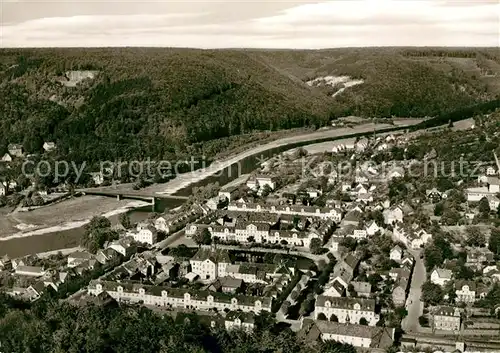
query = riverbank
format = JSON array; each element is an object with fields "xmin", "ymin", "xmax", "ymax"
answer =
[
  {"xmin": 0, "ymin": 197, "xmax": 150, "ymax": 241},
  {"xmin": 158, "ymin": 121, "xmax": 420, "ymax": 195}
]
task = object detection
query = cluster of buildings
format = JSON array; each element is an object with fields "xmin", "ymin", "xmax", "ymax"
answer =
[
  {"xmin": 186, "ymin": 211, "xmax": 335, "ymax": 248},
  {"xmin": 86, "ymin": 245, "xmax": 299, "ymax": 315},
  {"xmin": 0, "ymin": 237, "xmax": 136, "ymax": 302}
]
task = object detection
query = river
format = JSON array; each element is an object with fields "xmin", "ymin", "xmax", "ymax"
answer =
[{"xmin": 0, "ymin": 120, "xmax": 423, "ymax": 257}]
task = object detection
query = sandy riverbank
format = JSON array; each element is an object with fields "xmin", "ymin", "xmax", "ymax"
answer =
[{"xmin": 0, "ymin": 197, "xmax": 150, "ymax": 241}]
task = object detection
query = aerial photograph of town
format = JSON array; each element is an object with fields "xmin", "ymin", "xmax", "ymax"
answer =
[{"xmin": 0, "ymin": 0, "xmax": 499, "ymax": 352}]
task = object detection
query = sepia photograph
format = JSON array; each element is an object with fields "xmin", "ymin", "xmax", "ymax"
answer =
[{"xmin": 0, "ymin": 1, "xmax": 499, "ymax": 352}]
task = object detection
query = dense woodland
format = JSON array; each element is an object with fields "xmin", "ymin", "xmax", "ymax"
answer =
[
  {"xmin": 0, "ymin": 293, "xmax": 359, "ymax": 353},
  {"xmin": 1, "ymin": 47, "xmax": 499, "ymax": 163}
]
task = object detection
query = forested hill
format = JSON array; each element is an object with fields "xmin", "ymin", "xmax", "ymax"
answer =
[{"xmin": 0, "ymin": 47, "xmax": 499, "ymax": 161}]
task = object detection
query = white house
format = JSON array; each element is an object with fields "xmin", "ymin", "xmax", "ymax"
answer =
[
  {"xmin": 7, "ymin": 143, "xmax": 24, "ymax": 157},
  {"xmin": 15, "ymin": 266, "xmax": 46, "ymax": 277},
  {"xmin": 0, "ymin": 183, "xmax": 6, "ymax": 196},
  {"xmin": 130, "ymin": 226, "xmax": 158, "ymax": 245},
  {"xmin": 43, "ymin": 142, "xmax": 56, "ymax": 152},
  {"xmin": 88, "ymin": 280, "xmax": 271, "ymax": 314},
  {"xmin": 1, "ymin": 153, "xmax": 12, "ymax": 163},
  {"xmin": 315, "ymin": 297, "xmax": 379, "ymax": 326},
  {"xmin": 189, "ymin": 247, "xmax": 231, "ymax": 280},
  {"xmin": 430, "ymin": 268, "xmax": 452, "ymax": 286},
  {"xmin": 487, "ymin": 195, "xmax": 500, "ymax": 210},
  {"xmin": 246, "ymin": 175, "xmax": 275, "ymax": 192},
  {"xmin": 383, "ymin": 206, "xmax": 403, "ymax": 225},
  {"xmin": 90, "ymin": 172, "xmax": 104, "ymax": 185},
  {"xmin": 393, "ymin": 223, "xmax": 432, "ymax": 249},
  {"xmin": 225, "ymin": 311, "xmax": 255, "ymax": 332},
  {"xmin": 365, "ymin": 221, "xmax": 380, "ymax": 236},
  {"xmin": 455, "ymin": 281, "xmax": 476, "ymax": 304},
  {"xmin": 387, "ymin": 168, "xmax": 404, "ymax": 180},
  {"xmin": 486, "ymin": 166, "xmax": 497, "ymax": 176},
  {"xmin": 433, "ymin": 306, "xmax": 461, "ymax": 331},
  {"xmin": 227, "ymin": 202, "xmax": 342, "ymax": 222},
  {"xmin": 67, "ymin": 251, "xmax": 94, "ymax": 268},
  {"xmin": 350, "ymin": 229, "xmax": 368, "ymax": 240},
  {"xmin": 154, "ymin": 216, "xmax": 168, "ymax": 233},
  {"xmin": 389, "ymin": 245, "xmax": 403, "ymax": 262},
  {"xmin": 327, "ymin": 237, "xmax": 343, "ymax": 253}
]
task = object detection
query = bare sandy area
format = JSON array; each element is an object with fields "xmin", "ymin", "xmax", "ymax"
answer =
[{"xmin": 0, "ymin": 196, "xmax": 149, "ymax": 239}]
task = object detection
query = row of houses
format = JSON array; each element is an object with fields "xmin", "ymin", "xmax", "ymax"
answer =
[
  {"xmin": 393, "ymin": 222, "xmax": 433, "ymax": 249},
  {"xmin": 87, "ymin": 280, "xmax": 272, "ymax": 313},
  {"xmin": 227, "ymin": 201, "xmax": 343, "ymax": 222},
  {"xmin": 186, "ymin": 220, "xmax": 325, "ymax": 248}
]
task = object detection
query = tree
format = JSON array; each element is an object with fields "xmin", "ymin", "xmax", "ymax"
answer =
[
  {"xmin": 368, "ymin": 273, "xmax": 383, "ymax": 287},
  {"xmin": 424, "ymin": 245, "xmax": 443, "ymax": 271},
  {"xmin": 260, "ymin": 184, "xmax": 273, "ymax": 197},
  {"xmin": 340, "ymin": 237, "xmax": 357, "ymax": 252},
  {"xmin": 433, "ymin": 234, "xmax": 453, "ymax": 260},
  {"xmin": 434, "ymin": 202, "xmax": 444, "ymax": 216},
  {"xmin": 272, "ymin": 253, "xmax": 283, "ymax": 265},
  {"xmin": 317, "ymin": 313, "xmax": 327, "ymax": 320},
  {"xmin": 421, "ymin": 281, "xmax": 444, "ymax": 306},
  {"xmin": 193, "ymin": 228, "xmax": 212, "ymax": 246},
  {"xmin": 419, "ymin": 315, "xmax": 429, "ymax": 327},
  {"xmin": 119, "ymin": 213, "xmax": 131, "ymax": 229},
  {"xmin": 465, "ymin": 226, "xmax": 486, "ymax": 247},
  {"xmin": 309, "ymin": 238, "xmax": 322, "ymax": 254},
  {"xmin": 31, "ymin": 194, "xmax": 44, "ymax": 206},
  {"xmin": 441, "ymin": 209, "xmax": 461, "ymax": 225},
  {"xmin": 478, "ymin": 197, "xmax": 491, "ymax": 217},
  {"xmin": 489, "ymin": 228, "xmax": 500, "ymax": 256},
  {"xmin": 81, "ymin": 216, "xmax": 116, "ymax": 253},
  {"xmin": 299, "ymin": 299, "xmax": 313, "ymax": 317}
]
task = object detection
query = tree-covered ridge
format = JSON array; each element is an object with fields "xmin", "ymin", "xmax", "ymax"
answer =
[{"xmin": 0, "ymin": 47, "xmax": 498, "ymax": 161}]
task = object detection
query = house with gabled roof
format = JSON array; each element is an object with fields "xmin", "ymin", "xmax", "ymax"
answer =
[
  {"xmin": 389, "ymin": 245, "xmax": 403, "ymax": 262},
  {"xmin": 383, "ymin": 206, "xmax": 403, "ymax": 225},
  {"xmin": 225, "ymin": 311, "xmax": 255, "ymax": 332},
  {"xmin": 1, "ymin": 153, "xmax": 12, "ymax": 163},
  {"xmin": 190, "ymin": 246, "xmax": 231, "ymax": 280},
  {"xmin": 365, "ymin": 220, "xmax": 380, "ymax": 236},
  {"xmin": 298, "ymin": 319, "xmax": 395, "ymax": 349},
  {"xmin": 430, "ymin": 268, "xmax": 452, "ymax": 286},
  {"xmin": 43, "ymin": 142, "xmax": 56, "ymax": 152},
  {"xmin": 7, "ymin": 143, "xmax": 24, "ymax": 157}
]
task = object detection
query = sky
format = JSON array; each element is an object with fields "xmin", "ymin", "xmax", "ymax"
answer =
[{"xmin": 1, "ymin": 0, "xmax": 499, "ymax": 48}]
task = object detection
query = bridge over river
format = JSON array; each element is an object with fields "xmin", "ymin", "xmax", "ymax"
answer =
[{"xmin": 77, "ymin": 187, "xmax": 189, "ymax": 212}]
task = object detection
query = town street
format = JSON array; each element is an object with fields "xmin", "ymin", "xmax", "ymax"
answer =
[{"xmin": 402, "ymin": 249, "xmax": 426, "ymax": 332}]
